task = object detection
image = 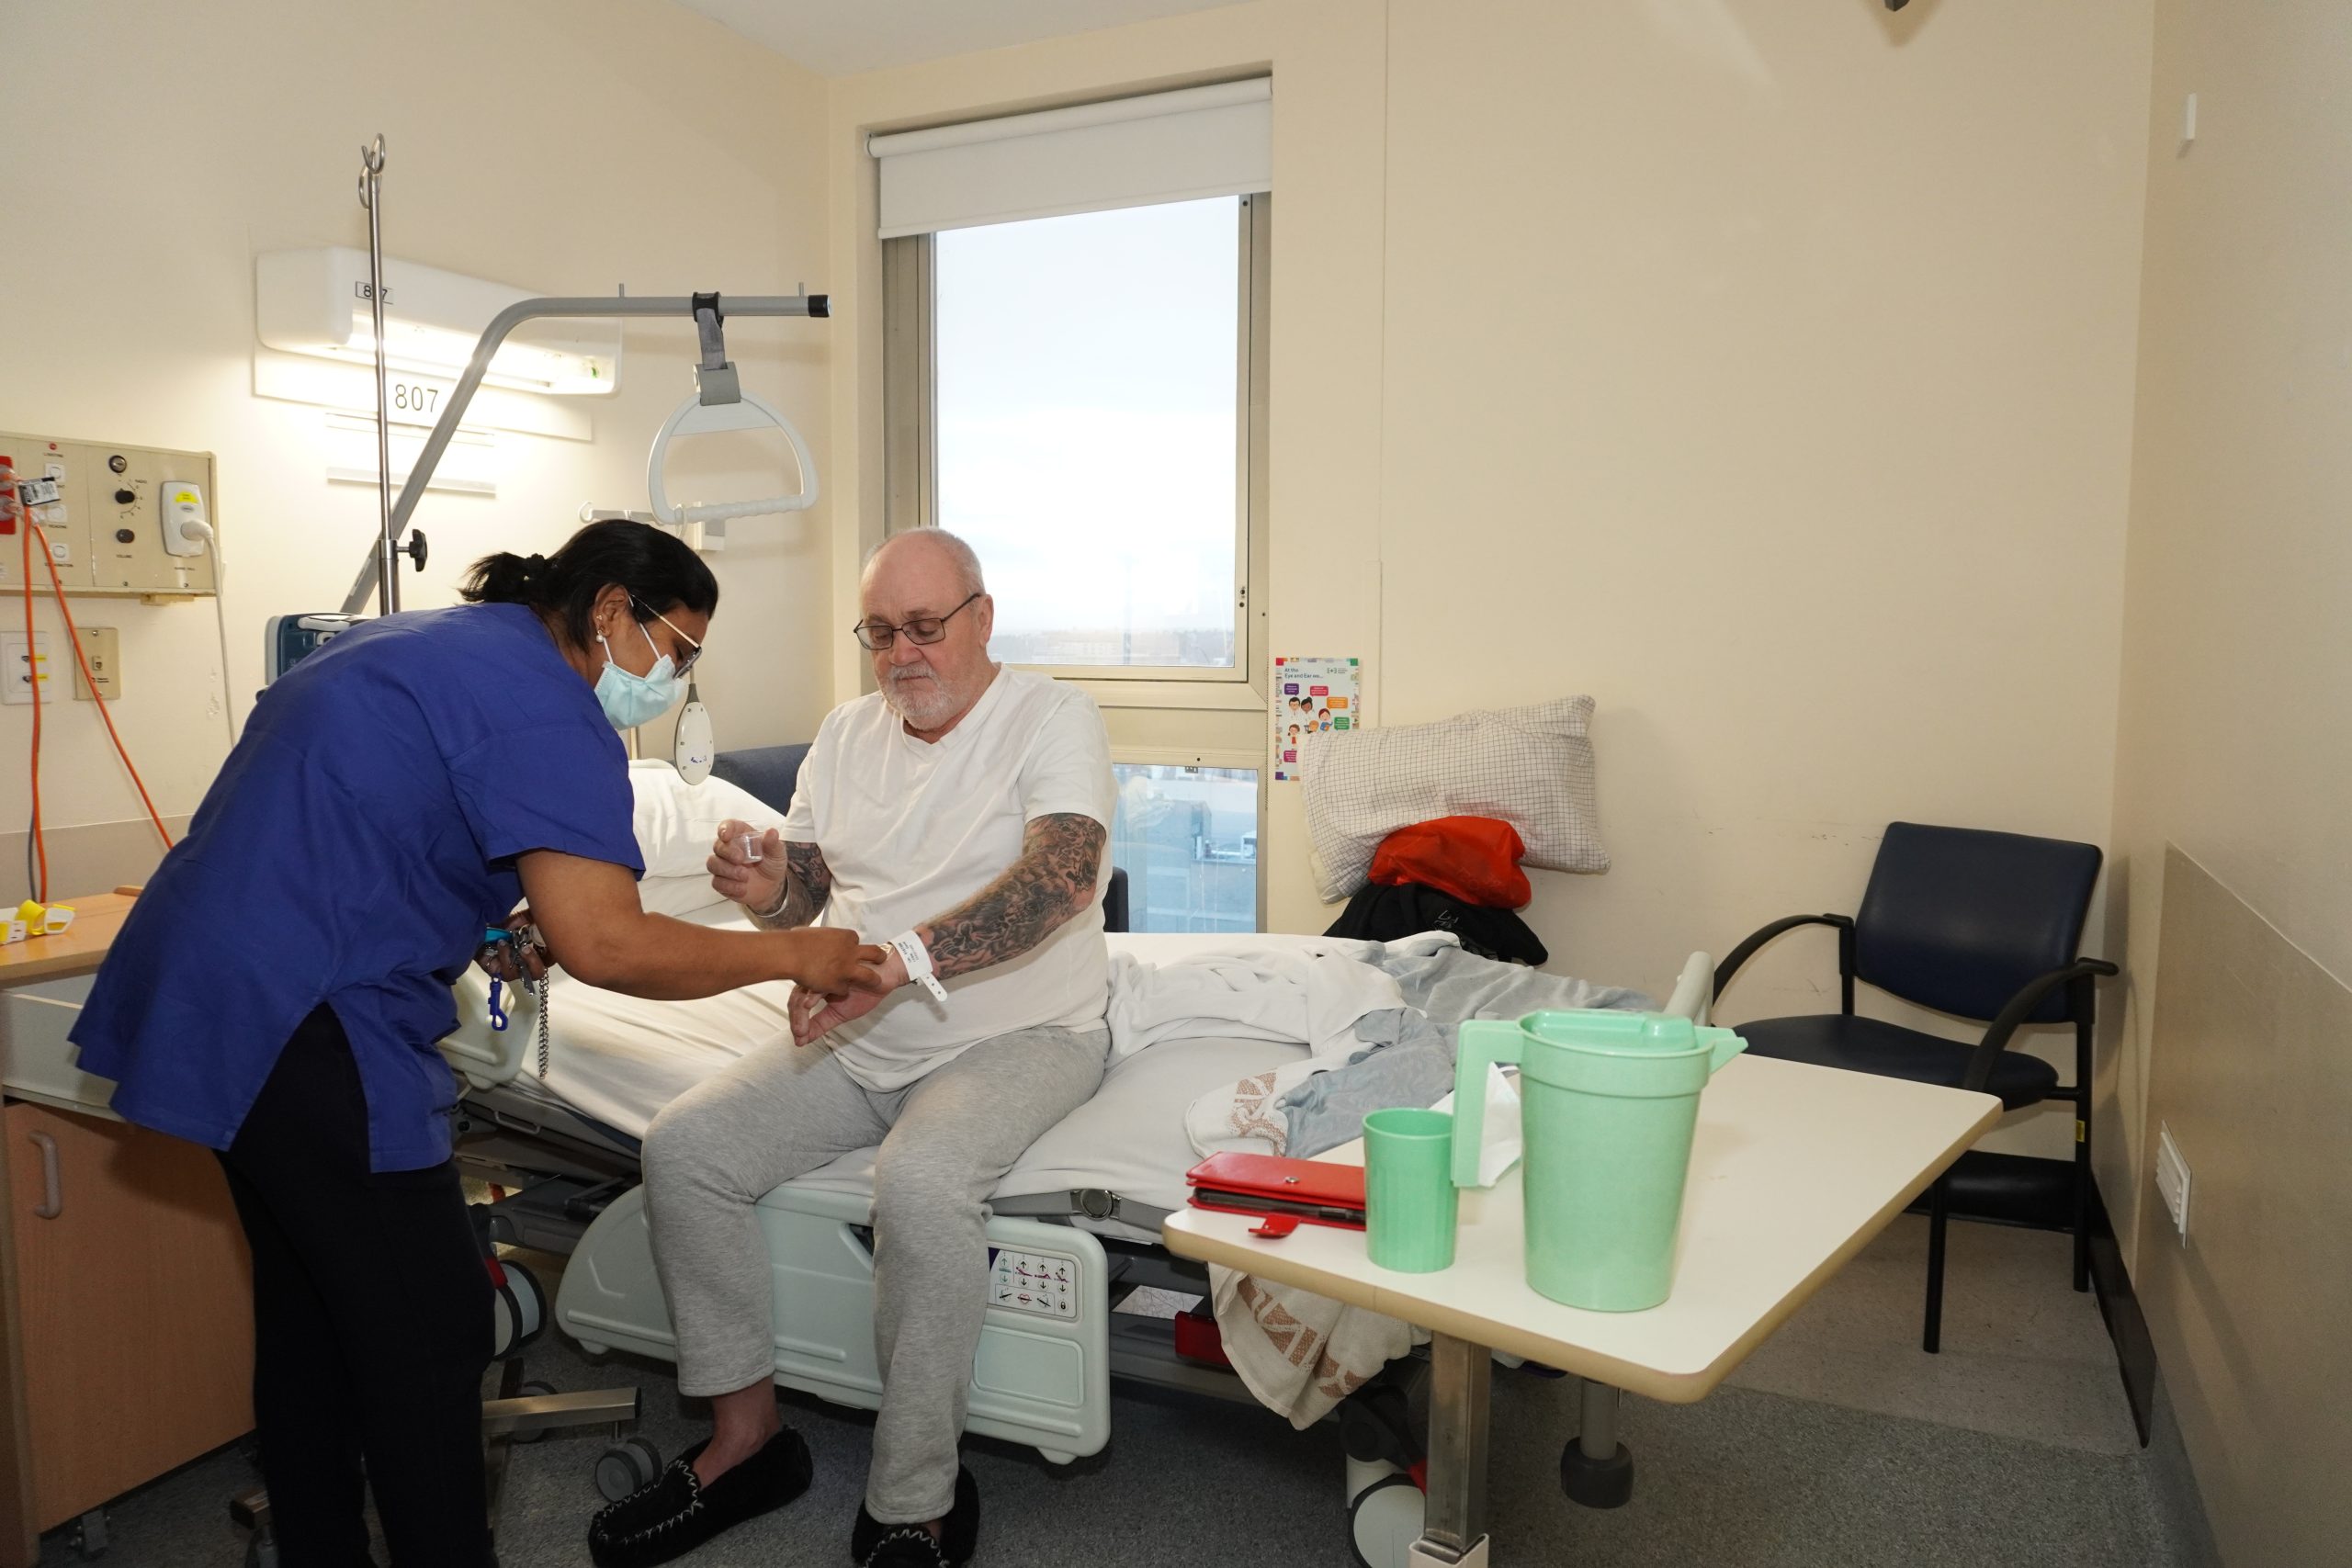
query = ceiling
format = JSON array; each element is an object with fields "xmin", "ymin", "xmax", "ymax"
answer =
[{"xmin": 673, "ymin": 0, "xmax": 1244, "ymax": 77}]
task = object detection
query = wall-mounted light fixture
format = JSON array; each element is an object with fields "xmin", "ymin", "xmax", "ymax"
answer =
[{"xmin": 255, "ymin": 248, "xmax": 623, "ymax": 396}]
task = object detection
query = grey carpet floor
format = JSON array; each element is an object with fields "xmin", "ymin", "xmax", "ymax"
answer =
[{"xmin": 39, "ymin": 1217, "xmax": 2184, "ymax": 1568}]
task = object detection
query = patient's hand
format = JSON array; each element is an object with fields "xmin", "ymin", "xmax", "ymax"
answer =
[
  {"xmin": 708, "ymin": 819, "xmax": 788, "ymax": 912},
  {"xmin": 791, "ymin": 944, "xmax": 910, "ymax": 1044}
]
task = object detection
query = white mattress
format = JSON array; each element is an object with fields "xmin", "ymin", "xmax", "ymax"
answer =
[{"xmin": 448, "ymin": 919, "xmax": 1324, "ymax": 1235}]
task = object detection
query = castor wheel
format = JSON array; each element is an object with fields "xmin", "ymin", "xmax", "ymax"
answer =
[
  {"xmin": 1348, "ymin": 1474, "xmax": 1426, "ymax": 1568},
  {"xmin": 510, "ymin": 1380, "xmax": 559, "ymax": 1442},
  {"xmin": 243, "ymin": 1530, "xmax": 281, "ymax": 1568},
  {"xmin": 595, "ymin": 1436, "xmax": 662, "ymax": 1500},
  {"xmin": 1561, "ymin": 1435, "xmax": 1634, "ymax": 1508},
  {"xmin": 491, "ymin": 1258, "xmax": 547, "ymax": 1360}
]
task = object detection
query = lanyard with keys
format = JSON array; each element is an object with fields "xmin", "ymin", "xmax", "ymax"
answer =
[{"xmin": 481, "ymin": 922, "xmax": 554, "ymax": 1079}]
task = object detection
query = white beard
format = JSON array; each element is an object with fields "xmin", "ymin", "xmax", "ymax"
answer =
[{"xmin": 882, "ymin": 666, "xmax": 962, "ymax": 730}]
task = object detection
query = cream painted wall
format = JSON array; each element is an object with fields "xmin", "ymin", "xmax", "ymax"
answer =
[
  {"xmin": 2106, "ymin": 0, "xmax": 2352, "ymax": 1555},
  {"xmin": 821, "ymin": 1, "xmax": 2151, "ymax": 1159},
  {"xmin": 2102, "ymin": 0, "xmax": 2352, "ymax": 1272},
  {"xmin": 1373, "ymin": 1, "xmax": 2153, "ymax": 1169},
  {"xmin": 0, "ymin": 0, "xmax": 837, "ymax": 875}
]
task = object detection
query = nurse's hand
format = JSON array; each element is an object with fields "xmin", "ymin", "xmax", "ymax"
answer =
[
  {"xmin": 708, "ymin": 819, "xmax": 788, "ymax": 913},
  {"xmin": 475, "ymin": 914, "xmax": 549, "ymax": 984},
  {"xmin": 791, "ymin": 943, "xmax": 909, "ymax": 1044},
  {"xmin": 780, "ymin": 926, "xmax": 891, "ymax": 1003}
]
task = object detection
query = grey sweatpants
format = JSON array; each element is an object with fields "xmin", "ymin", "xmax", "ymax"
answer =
[{"xmin": 641, "ymin": 1023, "xmax": 1110, "ymax": 1524}]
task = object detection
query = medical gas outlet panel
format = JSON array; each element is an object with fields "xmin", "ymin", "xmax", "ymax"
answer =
[{"xmin": 0, "ymin": 434, "xmax": 220, "ymax": 598}]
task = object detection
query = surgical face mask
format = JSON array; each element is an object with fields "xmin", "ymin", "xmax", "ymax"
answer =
[{"xmin": 594, "ymin": 616, "xmax": 686, "ymax": 731}]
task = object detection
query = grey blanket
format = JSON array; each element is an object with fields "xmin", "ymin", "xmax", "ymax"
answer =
[{"xmin": 1277, "ymin": 945, "xmax": 1651, "ymax": 1158}]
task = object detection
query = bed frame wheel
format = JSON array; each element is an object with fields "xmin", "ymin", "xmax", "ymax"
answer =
[
  {"xmin": 508, "ymin": 1380, "xmax": 559, "ymax": 1442},
  {"xmin": 1348, "ymin": 1474, "xmax": 1425, "ymax": 1568},
  {"xmin": 595, "ymin": 1437, "xmax": 662, "ymax": 1501},
  {"xmin": 491, "ymin": 1258, "xmax": 547, "ymax": 1360}
]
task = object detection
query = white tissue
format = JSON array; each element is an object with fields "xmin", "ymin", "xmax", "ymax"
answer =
[{"xmin": 1478, "ymin": 1060, "xmax": 1523, "ymax": 1186}]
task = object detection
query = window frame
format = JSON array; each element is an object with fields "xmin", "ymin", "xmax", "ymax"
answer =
[
  {"xmin": 1109, "ymin": 747, "xmax": 1269, "ymax": 935},
  {"xmin": 883, "ymin": 193, "xmax": 1272, "ymax": 692}
]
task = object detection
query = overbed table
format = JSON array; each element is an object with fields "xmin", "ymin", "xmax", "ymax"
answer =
[{"xmin": 1162, "ymin": 1053, "xmax": 2000, "ymax": 1566}]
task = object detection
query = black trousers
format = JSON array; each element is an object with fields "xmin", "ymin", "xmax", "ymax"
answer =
[{"xmin": 217, "ymin": 1005, "xmax": 493, "ymax": 1568}]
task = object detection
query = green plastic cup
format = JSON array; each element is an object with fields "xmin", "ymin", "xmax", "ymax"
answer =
[{"xmin": 1363, "ymin": 1108, "xmax": 1459, "ymax": 1272}]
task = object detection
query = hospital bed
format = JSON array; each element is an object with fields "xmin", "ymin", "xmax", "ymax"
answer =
[{"xmin": 444, "ymin": 920, "xmax": 1350, "ymax": 1467}]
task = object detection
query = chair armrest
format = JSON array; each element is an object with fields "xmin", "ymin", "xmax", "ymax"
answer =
[
  {"xmin": 1713, "ymin": 913, "xmax": 1854, "ymax": 1001},
  {"xmin": 1962, "ymin": 957, "xmax": 2121, "ymax": 1093}
]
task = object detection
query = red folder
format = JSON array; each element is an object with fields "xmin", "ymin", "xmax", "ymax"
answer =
[{"xmin": 1185, "ymin": 1151, "xmax": 1368, "ymax": 1231}]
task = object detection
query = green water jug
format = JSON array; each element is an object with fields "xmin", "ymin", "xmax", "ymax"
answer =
[{"xmin": 1452, "ymin": 1010, "xmax": 1747, "ymax": 1312}]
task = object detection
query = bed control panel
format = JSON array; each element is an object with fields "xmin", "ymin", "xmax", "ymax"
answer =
[{"xmin": 988, "ymin": 1247, "xmax": 1079, "ymax": 1320}]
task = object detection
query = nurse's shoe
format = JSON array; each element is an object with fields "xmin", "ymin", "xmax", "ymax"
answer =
[
  {"xmin": 586, "ymin": 1427, "xmax": 812, "ymax": 1568},
  {"xmin": 850, "ymin": 1467, "xmax": 979, "ymax": 1566}
]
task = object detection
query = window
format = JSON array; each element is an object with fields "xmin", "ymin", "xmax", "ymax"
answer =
[
  {"xmin": 875, "ymin": 84, "xmax": 1273, "ymax": 928},
  {"xmin": 884, "ymin": 193, "xmax": 1269, "ymax": 682},
  {"xmin": 1111, "ymin": 763, "xmax": 1260, "ymax": 933},
  {"xmin": 934, "ymin": 199, "xmax": 1243, "ymax": 671}
]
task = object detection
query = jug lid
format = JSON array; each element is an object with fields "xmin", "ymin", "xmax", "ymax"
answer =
[
  {"xmin": 1515, "ymin": 1010, "xmax": 1743, "ymax": 1096},
  {"xmin": 1520, "ymin": 1010, "xmax": 1704, "ymax": 1055}
]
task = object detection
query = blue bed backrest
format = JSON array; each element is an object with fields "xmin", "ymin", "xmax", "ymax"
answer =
[
  {"xmin": 709, "ymin": 744, "xmax": 813, "ymax": 815},
  {"xmin": 707, "ymin": 744, "xmax": 1129, "ymax": 934}
]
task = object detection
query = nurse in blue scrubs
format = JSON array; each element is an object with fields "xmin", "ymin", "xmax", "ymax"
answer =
[{"xmin": 70, "ymin": 519, "xmax": 885, "ymax": 1568}]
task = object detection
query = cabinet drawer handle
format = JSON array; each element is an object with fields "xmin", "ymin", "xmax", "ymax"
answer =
[{"xmin": 28, "ymin": 1132, "xmax": 60, "ymax": 1219}]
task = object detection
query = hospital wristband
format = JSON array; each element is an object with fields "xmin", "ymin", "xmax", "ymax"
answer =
[{"xmin": 890, "ymin": 930, "xmax": 950, "ymax": 1003}]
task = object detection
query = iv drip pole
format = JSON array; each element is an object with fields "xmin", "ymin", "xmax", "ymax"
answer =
[{"xmin": 357, "ymin": 135, "xmax": 401, "ymax": 614}]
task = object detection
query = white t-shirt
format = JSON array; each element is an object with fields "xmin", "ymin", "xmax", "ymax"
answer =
[{"xmin": 783, "ymin": 667, "xmax": 1116, "ymax": 1089}]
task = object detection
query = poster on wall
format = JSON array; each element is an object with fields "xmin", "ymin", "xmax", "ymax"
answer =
[{"xmin": 1272, "ymin": 656, "xmax": 1361, "ymax": 782}]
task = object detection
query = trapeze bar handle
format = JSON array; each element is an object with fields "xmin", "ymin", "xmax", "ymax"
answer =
[{"xmin": 646, "ymin": 389, "xmax": 820, "ymax": 524}]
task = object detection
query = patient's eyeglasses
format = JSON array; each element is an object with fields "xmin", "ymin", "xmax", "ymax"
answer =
[
  {"xmin": 852, "ymin": 592, "xmax": 982, "ymax": 652},
  {"xmin": 633, "ymin": 596, "xmax": 704, "ymax": 676}
]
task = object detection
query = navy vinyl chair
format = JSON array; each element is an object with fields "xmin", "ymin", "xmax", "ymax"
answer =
[{"xmin": 1713, "ymin": 822, "xmax": 2117, "ymax": 1353}]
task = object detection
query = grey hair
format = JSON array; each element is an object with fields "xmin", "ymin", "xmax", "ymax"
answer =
[{"xmin": 864, "ymin": 528, "xmax": 986, "ymax": 597}]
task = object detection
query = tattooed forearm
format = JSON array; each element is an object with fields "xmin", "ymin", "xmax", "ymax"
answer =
[
  {"xmin": 750, "ymin": 840, "xmax": 835, "ymax": 931},
  {"xmin": 919, "ymin": 814, "xmax": 1105, "ymax": 980}
]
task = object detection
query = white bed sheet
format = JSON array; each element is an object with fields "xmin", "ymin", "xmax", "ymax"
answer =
[{"xmin": 447, "ymin": 919, "xmax": 1326, "ymax": 1235}]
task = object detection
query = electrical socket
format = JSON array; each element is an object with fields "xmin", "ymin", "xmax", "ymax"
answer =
[
  {"xmin": 0, "ymin": 630, "xmax": 53, "ymax": 705},
  {"xmin": 2154, "ymin": 1121, "xmax": 2192, "ymax": 1242}
]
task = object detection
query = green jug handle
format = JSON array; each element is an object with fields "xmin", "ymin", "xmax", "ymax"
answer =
[
  {"xmin": 1453, "ymin": 1019, "xmax": 1524, "ymax": 1187},
  {"xmin": 1701, "ymin": 1026, "xmax": 1748, "ymax": 1076}
]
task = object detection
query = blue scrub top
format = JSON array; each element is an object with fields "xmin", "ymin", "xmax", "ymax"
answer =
[{"xmin": 71, "ymin": 602, "xmax": 643, "ymax": 1171}]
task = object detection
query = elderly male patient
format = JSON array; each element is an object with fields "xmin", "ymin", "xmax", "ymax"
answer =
[{"xmin": 588, "ymin": 528, "xmax": 1115, "ymax": 1568}]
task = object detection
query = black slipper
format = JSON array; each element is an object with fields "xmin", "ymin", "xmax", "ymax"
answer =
[
  {"xmin": 588, "ymin": 1427, "xmax": 812, "ymax": 1568},
  {"xmin": 850, "ymin": 1466, "xmax": 979, "ymax": 1566}
]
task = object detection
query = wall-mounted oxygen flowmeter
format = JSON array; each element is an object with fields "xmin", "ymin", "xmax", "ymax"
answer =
[{"xmin": 0, "ymin": 433, "xmax": 220, "ymax": 600}]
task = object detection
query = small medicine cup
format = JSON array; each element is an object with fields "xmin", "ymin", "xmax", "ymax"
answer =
[{"xmin": 738, "ymin": 831, "xmax": 763, "ymax": 863}]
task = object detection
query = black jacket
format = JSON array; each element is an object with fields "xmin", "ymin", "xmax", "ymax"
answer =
[{"xmin": 1323, "ymin": 881, "xmax": 1547, "ymax": 966}]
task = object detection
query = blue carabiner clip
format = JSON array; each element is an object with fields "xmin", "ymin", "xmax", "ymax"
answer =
[{"xmin": 483, "ymin": 926, "xmax": 513, "ymax": 1032}]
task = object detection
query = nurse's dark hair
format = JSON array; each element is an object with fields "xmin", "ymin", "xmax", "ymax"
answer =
[{"xmin": 460, "ymin": 519, "xmax": 718, "ymax": 647}]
